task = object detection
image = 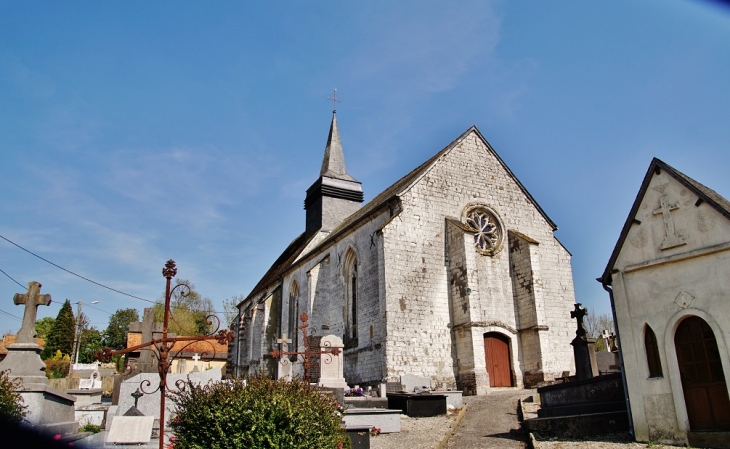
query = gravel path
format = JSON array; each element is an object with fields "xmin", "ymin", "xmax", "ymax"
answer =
[
  {"xmin": 369, "ymin": 410, "xmax": 459, "ymax": 449},
  {"xmin": 446, "ymin": 388, "xmax": 533, "ymax": 449}
]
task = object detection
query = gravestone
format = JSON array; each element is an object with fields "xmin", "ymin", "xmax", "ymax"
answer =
[
  {"xmin": 190, "ymin": 353, "xmax": 201, "ymax": 372},
  {"xmin": 116, "ymin": 367, "xmax": 222, "ymax": 421},
  {"xmin": 570, "ymin": 303, "xmax": 598, "ymax": 380},
  {"xmin": 401, "ymin": 373, "xmax": 431, "ymax": 393},
  {"xmin": 106, "ymin": 416, "xmax": 155, "ymax": 444},
  {"xmin": 318, "ymin": 334, "xmax": 347, "ymax": 389},
  {"xmin": 0, "ymin": 282, "xmax": 78, "ymax": 435}
]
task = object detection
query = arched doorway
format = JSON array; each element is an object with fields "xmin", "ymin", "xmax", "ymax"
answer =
[
  {"xmin": 675, "ymin": 316, "xmax": 730, "ymax": 430},
  {"xmin": 484, "ymin": 332, "xmax": 513, "ymax": 387}
]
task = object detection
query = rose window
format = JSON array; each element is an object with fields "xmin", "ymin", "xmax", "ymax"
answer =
[{"xmin": 465, "ymin": 207, "xmax": 503, "ymax": 255}]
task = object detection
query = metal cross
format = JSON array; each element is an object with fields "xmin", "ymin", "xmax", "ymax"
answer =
[
  {"xmin": 132, "ymin": 388, "xmax": 143, "ymax": 408},
  {"xmin": 327, "ymin": 88, "xmax": 341, "ymax": 112}
]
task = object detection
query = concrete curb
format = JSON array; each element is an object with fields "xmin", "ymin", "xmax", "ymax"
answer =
[
  {"xmin": 527, "ymin": 431, "xmax": 538, "ymax": 449},
  {"xmin": 435, "ymin": 404, "xmax": 469, "ymax": 449}
]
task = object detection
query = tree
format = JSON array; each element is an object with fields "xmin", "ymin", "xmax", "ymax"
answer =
[
  {"xmin": 585, "ymin": 311, "xmax": 615, "ymax": 352},
  {"xmin": 41, "ymin": 299, "xmax": 76, "ymax": 360},
  {"xmin": 78, "ymin": 327, "xmax": 103, "ymax": 363},
  {"xmin": 223, "ymin": 295, "xmax": 242, "ymax": 327},
  {"xmin": 103, "ymin": 308, "xmax": 140, "ymax": 349},
  {"xmin": 154, "ymin": 279, "xmax": 218, "ymax": 336},
  {"xmin": 34, "ymin": 317, "xmax": 55, "ymax": 340}
]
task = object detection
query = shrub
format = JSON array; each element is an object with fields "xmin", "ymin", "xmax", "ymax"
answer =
[
  {"xmin": 44, "ymin": 359, "xmax": 70, "ymax": 379},
  {"xmin": 169, "ymin": 376, "xmax": 351, "ymax": 449},
  {"xmin": 0, "ymin": 370, "xmax": 27, "ymax": 424},
  {"xmin": 79, "ymin": 422, "xmax": 102, "ymax": 433}
]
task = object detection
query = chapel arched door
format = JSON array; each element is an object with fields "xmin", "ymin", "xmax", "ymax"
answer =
[
  {"xmin": 675, "ymin": 316, "xmax": 730, "ymax": 431},
  {"xmin": 484, "ymin": 332, "xmax": 512, "ymax": 387}
]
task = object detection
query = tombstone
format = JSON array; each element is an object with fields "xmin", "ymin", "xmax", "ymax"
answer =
[
  {"xmin": 191, "ymin": 353, "xmax": 201, "ymax": 373},
  {"xmin": 116, "ymin": 367, "xmax": 222, "ymax": 420},
  {"xmin": 112, "ymin": 307, "xmax": 176, "ymax": 405},
  {"xmin": 106, "ymin": 416, "xmax": 155, "ymax": 444},
  {"xmin": 401, "ymin": 373, "xmax": 431, "ymax": 393},
  {"xmin": 318, "ymin": 334, "xmax": 347, "ymax": 389},
  {"xmin": 275, "ymin": 334, "xmax": 293, "ymax": 381},
  {"xmin": 570, "ymin": 303, "xmax": 598, "ymax": 380},
  {"xmin": 0, "ymin": 282, "xmax": 79, "ymax": 435}
]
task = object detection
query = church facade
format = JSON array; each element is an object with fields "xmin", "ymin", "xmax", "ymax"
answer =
[
  {"xmin": 600, "ymin": 159, "xmax": 730, "ymax": 446},
  {"xmin": 228, "ymin": 113, "xmax": 577, "ymax": 394}
]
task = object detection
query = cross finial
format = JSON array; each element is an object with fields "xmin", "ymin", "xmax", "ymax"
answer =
[
  {"xmin": 13, "ymin": 281, "xmax": 52, "ymax": 344},
  {"xmin": 327, "ymin": 88, "xmax": 341, "ymax": 113}
]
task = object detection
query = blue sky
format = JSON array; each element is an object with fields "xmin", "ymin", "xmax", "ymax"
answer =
[{"xmin": 0, "ymin": 1, "xmax": 728, "ymax": 334}]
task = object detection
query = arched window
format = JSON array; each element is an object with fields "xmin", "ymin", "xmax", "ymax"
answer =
[
  {"xmin": 288, "ymin": 281, "xmax": 299, "ymax": 352},
  {"xmin": 644, "ymin": 324, "xmax": 663, "ymax": 378},
  {"xmin": 344, "ymin": 250, "xmax": 358, "ymax": 345}
]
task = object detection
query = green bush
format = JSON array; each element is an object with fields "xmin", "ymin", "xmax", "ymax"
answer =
[
  {"xmin": 79, "ymin": 422, "xmax": 102, "ymax": 433},
  {"xmin": 169, "ymin": 376, "xmax": 351, "ymax": 449},
  {"xmin": 0, "ymin": 370, "xmax": 27, "ymax": 424},
  {"xmin": 44, "ymin": 359, "xmax": 70, "ymax": 379}
]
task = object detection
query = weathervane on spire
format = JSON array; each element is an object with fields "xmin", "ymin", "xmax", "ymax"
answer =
[{"xmin": 327, "ymin": 88, "xmax": 341, "ymax": 113}]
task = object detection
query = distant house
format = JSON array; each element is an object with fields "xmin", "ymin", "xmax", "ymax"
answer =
[
  {"xmin": 600, "ymin": 158, "xmax": 730, "ymax": 447},
  {"xmin": 0, "ymin": 334, "xmax": 45, "ymax": 361},
  {"xmin": 126, "ymin": 330, "xmax": 227, "ymax": 375}
]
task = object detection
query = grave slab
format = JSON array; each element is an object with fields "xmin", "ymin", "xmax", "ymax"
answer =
[
  {"xmin": 343, "ymin": 408, "xmax": 401, "ymax": 433},
  {"xmin": 107, "ymin": 416, "xmax": 155, "ymax": 444}
]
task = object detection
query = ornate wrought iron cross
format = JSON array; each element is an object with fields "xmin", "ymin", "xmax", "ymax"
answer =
[
  {"xmin": 270, "ymin": 312, "xmax": 340, "ymax": 382},
  {"xmin": 95, "ymin": 260, "xmax": 234, "ymax": 449}
]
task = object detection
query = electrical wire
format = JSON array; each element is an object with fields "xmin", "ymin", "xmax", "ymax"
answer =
[
  {"xmin": 0, "ymin": 309, "xmax": 21, "ymax": 321},
  {"xmin": 0, "ymin": 267, "xmax": 25, "ymax": 289},
  {"xmin": 0, "ymin": 233, "xmax": 155, "ymax": 304}
]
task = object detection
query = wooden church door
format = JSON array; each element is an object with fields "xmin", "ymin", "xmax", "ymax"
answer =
[
  {"xmin": 675, "ymin": 316, "xmax": 730, "ymax": 431},
  {"xmin": 484, "ymin": 333, "xmax": 512, "ymax": 387}
]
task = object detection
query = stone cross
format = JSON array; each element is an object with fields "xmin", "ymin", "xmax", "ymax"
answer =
[
  {"xmin": 277, "ymin": 333, "xmax": 292, "ymax": 353},
  {"xmin": 653, "ymin": 194, "xmax": 685, "ymax": 250},
  {"xmin": 13, "ymin": 281, "xmax": 52, "ymax": 344},
  {"xmin": 570, "ymin": 303, "xmax": 588, "ymax": 339},
  {"xmin": 191, "ymin": 353, "xmax": 200, "ymax": 368}
]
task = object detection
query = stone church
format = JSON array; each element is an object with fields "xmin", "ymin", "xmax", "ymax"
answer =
[
  {"xmin": 228, "ymin": 112, "xmax": 577, "ymax": 394},
  {"xmin": 600, "ymin": 158, "xmax": 730, "ymax": 446}
]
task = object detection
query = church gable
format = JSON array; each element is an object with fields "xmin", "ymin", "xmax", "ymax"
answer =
[{"xmin": 602, "ymin": 158, "xmax": 730, "ymax": 280}]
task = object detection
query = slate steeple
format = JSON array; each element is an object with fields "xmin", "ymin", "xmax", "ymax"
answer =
[{"xmin": 305, "ymin": 111, "xmax": 363, "ymax": 237}]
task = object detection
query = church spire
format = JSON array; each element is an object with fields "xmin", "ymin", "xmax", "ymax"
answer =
[
  {"xmin": 319, "ymin": 112, "xmax": 355, "ymax": 181},
  {"xmin": 304, "ymin": 101, "xmax": 363, "ymax": 237}
]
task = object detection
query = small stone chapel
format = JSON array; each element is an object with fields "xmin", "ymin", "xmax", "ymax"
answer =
[
  {"xmin": 229, "ymin": 111, "xmax": 577, "ymax": 394},
  {"xmin": 600, "ymin": 158, "xmax": 730, "ymax": 446}
]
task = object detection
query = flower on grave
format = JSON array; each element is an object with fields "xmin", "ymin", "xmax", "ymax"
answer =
[
  {"xmin": 53, "ymin": 434, "xmax": 61, "ymax": 441},
  {"xmin": 370, "ymin": 426, "xmax": 381, "ymax": 436},
  {"xmin": 344, "ymin": 388, "xmax": 365, "ymax": 397}
]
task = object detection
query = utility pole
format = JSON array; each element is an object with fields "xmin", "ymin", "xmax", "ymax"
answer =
[{"xmin": 73, "ymin": 300, "xmax": 99, "ymax": 365}]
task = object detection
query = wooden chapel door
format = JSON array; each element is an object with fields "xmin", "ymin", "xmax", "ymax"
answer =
[
  {"xmin": 675, "ymin": 316, "xmax": 730, "ymax": 431},
  {"xmin": 484, "ymin": 332, "xmax": 512, "ymax": 387}
]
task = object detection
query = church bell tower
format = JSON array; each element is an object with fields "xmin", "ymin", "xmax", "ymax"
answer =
[{"xmin": 304, "ymin": 110, "xmax": 363, "ymax": 237}]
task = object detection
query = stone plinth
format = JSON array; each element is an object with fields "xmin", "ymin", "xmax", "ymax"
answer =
[
  {"xmin": 68, "ymin": 388, "xmax": 103, "ymax": 404},
  {"xmin": 343, "ymin": 408, "xmax": 401, "ymax": 433},
  {"xmin": 20, "ymin": 384, "xmax": 79, "ymax": 435}
]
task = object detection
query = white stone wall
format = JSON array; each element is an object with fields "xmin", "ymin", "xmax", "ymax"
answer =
[
  {"xmin": 379, "ymin": 131, "xmax": 576, "ymax": 388},
  {"xmin": 610, "ymin": 169, "xmax": 730, "ymax": 445}
]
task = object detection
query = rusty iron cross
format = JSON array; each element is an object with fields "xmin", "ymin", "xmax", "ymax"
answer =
[
  {"xmin": 327, "ymin": 88, "xmax": 341, "ymax": 112},
  {"xmin": 270, "ymin": 312, "xmax": 341, "ymax": 382}
]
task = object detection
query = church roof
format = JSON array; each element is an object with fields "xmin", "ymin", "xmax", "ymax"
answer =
[
  {"xmin": 241, "ymin": 125, "xmax": 557, "ymax": 306},
  {"xmin": 320, "ymin": 112, "xmax": 357, "ymax": 182},
  {"xmin": 598, "ymin": 157, "xmax": 730, "ymax": 285}
]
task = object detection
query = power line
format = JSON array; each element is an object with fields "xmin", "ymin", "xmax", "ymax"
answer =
[
  {"xmin": 85, "ymin": 303, "xmax": 113, "ymax": 315},
  {"xmin": 0, "ymin": 309, "xmax": 21, "ymax": 321},
  {"xmin": 0, "ymin": 267, "xmax": 25, "ymax": 289},
  {"xmin": 0, "ymin": 233, "xmax": 155, "ymax": 304}
]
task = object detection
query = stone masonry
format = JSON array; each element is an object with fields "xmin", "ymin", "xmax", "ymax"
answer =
[{"xmin": 230, "ymin": 120, "xmax": 577, "ymax": 395}]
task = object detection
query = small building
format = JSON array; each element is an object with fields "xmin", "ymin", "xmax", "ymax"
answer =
[
  {"xmin": 599, "ymin": 158, "xmax": 730, "ymax": 446},
  {"xmin": 229, "ymin": 112, "xmax": 577, "ymax": 393}
]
